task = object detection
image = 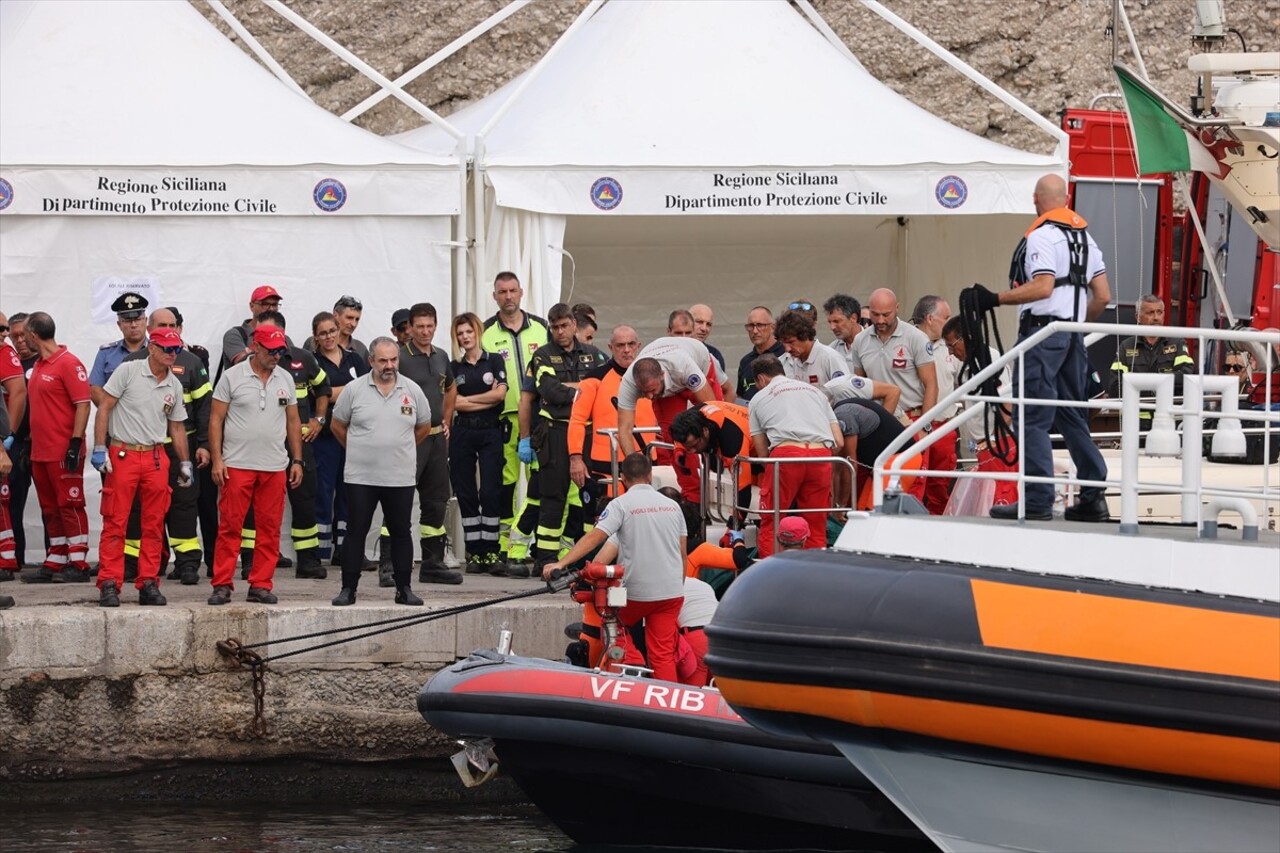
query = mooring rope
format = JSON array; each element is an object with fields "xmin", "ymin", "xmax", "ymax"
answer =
[{"xmin": 958, "ymin": 285, "xmax": 1018, "ymax": 466}]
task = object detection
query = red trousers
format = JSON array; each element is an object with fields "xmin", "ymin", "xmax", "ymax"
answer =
[
  {"xmin": 0, "ymin": 476, "xmax": 15, "ymax": 571},
  {"xmin": 977, "ymin": 442, "xmax": 1021, "ymax": 507},
  {"xmin": 31, "ymin": 459, "xmax": 89, "ymax": 571},
  {"xmin": 757, "ymin": 446, "xmax": 831, "ymax": 558},
  {"xmin": 615, "ymin": 595, "xmax": 683, "ymax": 683},
  {"xmin": 677, "ymin": 627, "xmax": 710, "ymax": 687},
  {"xmin": 99, "ymin": 447, "xmax": 172, "ymax": 589},
  {"xmin": 213, "ymin": 467, "xmax": 285, "ymax": 590},
  {"xmin": 914, "ymin": 420, "xmax": 958, "ymax": 515},
  {"xmin": 656, "ymin": 362, "xmax": 724, "ymax": 503}
]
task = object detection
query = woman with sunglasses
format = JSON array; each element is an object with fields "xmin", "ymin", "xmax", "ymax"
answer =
[
  {"xmin": 311, "ymin": 311, "xmax": 370, "ymax": 566},
  {"xmin": 448, "ymin": 313, "xmax": 508, "ymax": 574}
]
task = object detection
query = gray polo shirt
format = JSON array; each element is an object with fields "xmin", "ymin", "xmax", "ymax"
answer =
[
  {"xmin": 103, "ymin": 359, "xmax": 187, "ymax": 445},
  {"xmin": 748, "ymin": 376, "xmax": 837, "ymax": 446},
  {"xmin": 782, "ymin": 340, "xmax": 848, "ymax": 386},
  {"xmin": 213, "ymin": 360, "xmax": 295, "ymax": 471},
  {"xmin": 849, "ymin": 321, "xmax": 933, "ymax": 411},
  {"xmin": 399, "ymin": 341, "xmax": 452, "ymax": 427},
  {"xmin": 331, "ymin": 373, "xmax": 431, "ymax": 487},
  {"xmin": 594, "ymin": 483, "xmax": 685, "ymax": 602}
]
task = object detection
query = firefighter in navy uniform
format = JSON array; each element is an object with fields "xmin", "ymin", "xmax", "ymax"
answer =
[
  {"xmin": 521, "ymin": 303, "xmax": 607, "ymax": 576},
  {"xmin": 397, "ymin": 302, "xmax": 461, "ymax": 586},
  {"xmin": 1107, "ymin": 294, "xmax": 1195, "ymax": 430},
  {"xmin": 121, "ymin": 308, "xmax": 212, "ymax": 586},
  {"xmin": 239, "ymin": 312, "xmax": 330, "ymax": 579}
]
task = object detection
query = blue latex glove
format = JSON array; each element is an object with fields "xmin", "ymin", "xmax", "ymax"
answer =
[
  {"xmin": 1, "ymin": 435, "xmax": 12, "ymax": 451},
  {"xmin": 90, "ymin": 445, "xmax": 110, "ymax": 474},
  {"xmin": 728, "ymin": 529, "xmax": 745, "ymax": 546},
  {"xmin": 517, "ymin": 436, "xmax": 535, "ymax": 464}
]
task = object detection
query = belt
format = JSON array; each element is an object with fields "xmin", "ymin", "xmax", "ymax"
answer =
[
  {"xmin": 775, "ymin": 441, "xmax": 830, "ymax": 449},
  {"xmin": 111, "ymin": 442, "xmax": 161, "ymax": 452},
  {"xmin": 904, "ymin": 407, "xmax": 923, "ymax": 418},
  {"xmin": 427, "ymin": 426, "xmax": 444, "ymax": 436},
  {"xmin": 679, "ymin": 625, "xmax": 705, "ymax": 635},
  {"xmin": 453, "ymin": 415, "xmax": 500, "ymax": 429},
  {"xmin": 1020, "ymin": 313, "xmax": 1067, "ymax": 331}
]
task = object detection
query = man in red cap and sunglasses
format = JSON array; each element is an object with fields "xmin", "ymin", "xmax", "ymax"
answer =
[
  {"xmin": 90, "ymin": 328, "xmax": 193, "ymax": 607},
  {"xmin": 207, "ymin": 324, "xmax": 304, "ymax": 605}
]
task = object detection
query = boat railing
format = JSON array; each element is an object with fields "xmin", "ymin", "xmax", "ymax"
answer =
[
  {"xmin": 596, "ymin": 426, "xmax": 665, "ymax": 497},
  {"xmin": 727, "ymin": 453, "xmax": 859, "ymax": 547},
  {"xmin": 871, "ymin": 321, "xmax": 1280, "ymax": 536}
]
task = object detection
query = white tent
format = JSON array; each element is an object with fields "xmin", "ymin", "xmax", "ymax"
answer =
[
  {"xmin": 397, "ymin": 0, "xmax": 1064, "ymax": 367},
  {"xmin": 0, "ymin": 0, "xmax": 462, "ymax": 367},
  {"xmin": 0, "ymin": 0, "xmax": 463, "ymax": 557}
]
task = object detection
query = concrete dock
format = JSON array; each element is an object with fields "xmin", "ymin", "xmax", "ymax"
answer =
[{"xmin": 0, "ymin": 568, "xmax": 579, "ymax": 789}]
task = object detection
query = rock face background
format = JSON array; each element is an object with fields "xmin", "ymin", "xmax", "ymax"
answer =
[{"xmin": 197, "ymin": 0, "xmax": 1279, "ymax": 153}]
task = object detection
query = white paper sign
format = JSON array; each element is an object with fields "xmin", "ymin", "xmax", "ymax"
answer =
[{"xmin": 91, "ymin": 275, "xmax": 162, "ymax": 324}]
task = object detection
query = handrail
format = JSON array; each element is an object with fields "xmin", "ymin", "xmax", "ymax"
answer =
[
  {"xmin": 730, "ymin": 454, "xmax": 858, "ymax": 553},
  {"xmin": 872, "ymin": 321, "xmax": 1279, "ymax": 530}
]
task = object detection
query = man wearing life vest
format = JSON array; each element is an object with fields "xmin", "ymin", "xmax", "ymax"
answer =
[
  {"xmin": 567, "ymin": 325, "xmax": 656, "ymax": 499},
  {"xmin": 971, "ymin": 173, "xmax": 1111, "ymax": 523}
]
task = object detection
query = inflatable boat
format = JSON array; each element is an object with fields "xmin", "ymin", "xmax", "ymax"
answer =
[
  {"xmin": 706, "ymin": 518, "xmax": 1280, "ymax": 853},
  {"xmin": 417, "ymin": 648, "xmax": 926, "ymax": 851}
]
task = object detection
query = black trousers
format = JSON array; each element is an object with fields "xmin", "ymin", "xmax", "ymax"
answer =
[
  {"xmin": 342, "ymin": 483, "xmax": 414, "ymax": 589},
  {"xmin": 6, "ymin": 437, "xmax": 36, "ymax": 564},
  {"xmin": 449, "ymin": 421, "xmax": 503, "ymax": 557}
]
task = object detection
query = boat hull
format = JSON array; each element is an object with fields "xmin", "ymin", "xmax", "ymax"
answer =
[
  {"xmin": 418, "ymin": 649, "xmax": 926, "ymax": 851},
  {"xmin": 706, "ymin": 549, "xmax": 1280, "ymax": 851}
]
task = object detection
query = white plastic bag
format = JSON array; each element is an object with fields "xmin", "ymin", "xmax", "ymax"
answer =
[{"xmin": 943, "ymin": 476, "xmax": 996, "ymax": 516}]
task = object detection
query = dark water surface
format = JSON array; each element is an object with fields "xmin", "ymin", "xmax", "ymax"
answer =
[{"xmin": 0, "ymin": 803, "xmax": 577, "ymax": 853}]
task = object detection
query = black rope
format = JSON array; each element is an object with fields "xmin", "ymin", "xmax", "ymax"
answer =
[
  {"xmin": 958, "ymin": 285, "xmax": 1018, "ymax": 465},
  {"xmin": 235, "ymin": 584, "xmax": 557, "ymax": 666}
]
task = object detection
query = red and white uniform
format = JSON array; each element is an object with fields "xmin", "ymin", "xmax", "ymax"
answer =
[
  {"xmin": 748, "ymin": 376, "xmax": 837, "ymax": 558},
  {"xmin": 98, "ymin": 360, "xmax": 187, "ymax": 591},
  {"xmin": 28, "ymin": 346, "xmax": 92, "ymax": 571},
  {"xmin": 617, "ymin": 337, "xmax": 723, "ymax": 502},
  {"xmin": 0, "ymin": 343, "xmax": 22, "ymax": 572}
]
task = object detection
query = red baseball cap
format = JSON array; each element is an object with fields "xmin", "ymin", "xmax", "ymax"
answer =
[
  {"xmin": 250, "ymin": 285, "xmax": 282, "ymax": 303},
  {"xmin": 149, "ymin": 328, "xmax": 184, "ymax": 348},
  {"xmin": 253, "ymin": 325, "xmax": 287, "ymax": 348},
  {"xmin": 776, "ymin": 516, "xmax": 811, "ymax": 546}
]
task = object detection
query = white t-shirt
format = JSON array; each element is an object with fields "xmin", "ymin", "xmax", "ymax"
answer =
[
  {"xmin": 679, "ymin": 577, "xmax": 718, "ymax": 629},
  {"xmin": 617, "ymin": 337, "xmax": 713, "ymax": 410},
  {"xmin": 931, "ymin": 339, "xmax": 960, "ymax": 420},
  {"xmin": 823, "ymin": 374, "xmax": 874, "ymax": 405},
  {"xmin": 748, "ymin": 376, "xmax": 837, "ymax": 446},
  {"xmin": 1019, "ymin": 221, "xmax": 1107, "ymax": 322},
  {"xmin": 594, "ymin": 483, "xmax": 686, "ymax": 601}
]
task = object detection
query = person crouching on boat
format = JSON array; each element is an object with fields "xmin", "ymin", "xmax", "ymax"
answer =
[{"xmin": 543, "ymin": 452, "xmax": 686, "ymax": 682}]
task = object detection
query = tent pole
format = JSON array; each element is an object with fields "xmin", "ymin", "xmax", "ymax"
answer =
[
  {"xmin": 343, "ymin": 0, "xmax": 534, "ymax": 123},
  {"xmin": 457, "ymin": 136, "xmax": 472, "ymax": 316},
  {"xmin": 261, "ymin": 0, "xmax": 462, "ymax": 138},
  {"xmin": 204, "ymin": 0, "xmax": 310, "ymax": 100},
  {"xmin": 478, "ymin": 0, "xmax": 607, "ymax": 138},
  {"xmin": 793, "ymin": 0, "xmax": 866, "ymax": 71},
  {"xmin": 473, "ymin": 135, "xmax": 488, "ymax": 308},
  {"xmin": 858, "ymin": 0, "xmax": 1070, "ymax": 165}
]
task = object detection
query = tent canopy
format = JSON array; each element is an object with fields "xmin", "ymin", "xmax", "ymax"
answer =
[{"xmin": 400, "ymin": 0, "xmax": 1061, "ymax": 218}]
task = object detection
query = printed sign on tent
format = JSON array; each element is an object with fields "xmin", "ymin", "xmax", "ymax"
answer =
[{"xmin": 91, "ymin": 275, "xmax": 162, "ymax": 324}]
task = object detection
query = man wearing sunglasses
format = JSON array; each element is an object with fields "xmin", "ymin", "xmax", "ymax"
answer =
[
  {"xmin": 1106, "ymin": 294, "xmax": 1194, "ymax": 429},
  {"xmin": 206, "ymin": 325, "xmax": 304, "ymax": 605},
  {"xmin": 119, "ymin": 308, "xmax": 212, "ymax": 587},
  {"xmin": 90, "ymin": 328, "xmax": 192, "ymax": 607},
  {"xmin": 219, "ymin": 285, "xmax": 291, "ymax": 374}
]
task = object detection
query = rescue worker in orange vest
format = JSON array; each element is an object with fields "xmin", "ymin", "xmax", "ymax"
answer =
[
  {"xmin": 568, "ymin": 324, "xmax": 656, "ymax": 500},
  {"xmin": 90, "ymin": 328, "xmax": 193, "ymax": 607},
  {"xmin": 668, "ymin": 401, "xmax": 755, "ymax": 526}
]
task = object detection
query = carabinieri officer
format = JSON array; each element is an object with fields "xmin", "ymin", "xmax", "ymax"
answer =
[{"xmin": 90, "ymin": 292, "xmax": 150, "ymax": 408}]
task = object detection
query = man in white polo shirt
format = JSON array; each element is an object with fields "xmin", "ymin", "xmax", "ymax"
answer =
[
  {"xmin": 207, "ymin": 324, "xmax": 303, "ymax": 605},
  {"xmin": 329, "ymin": 338, "xmax": 433, "ymax": 607},
  {"xmin": 90, "ymin": 328, "xmax": 193, "ymax": 608},
  {"xmin": 748, "ymin": 354, "xmax": 842, "ymax": 558},
  {"xmin": 543, "ymin": 452, "xmax": 687, "ymax": 682},
  {"xmin": 776, "ymin": 310, "xmax": 848, "ymax": 386},
  {"xmin": 616, "ymin": 336, "xmax": 721, "ymax": 502}
]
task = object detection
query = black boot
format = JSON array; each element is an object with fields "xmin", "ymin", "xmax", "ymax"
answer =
[
  {"xmin": 418, "ymin": 536, "xmax": 461, "ymax": 584},
  {"xmin": 395, "ymin": 585, "xmax": 423, "ymax": 606},
  {"xmin": 377, "ymin": 536, "xmax": 395, "ymax": 588},
  {"xmin": 294, "ymin": 548, "xmax": 327, "ymax": 579}
]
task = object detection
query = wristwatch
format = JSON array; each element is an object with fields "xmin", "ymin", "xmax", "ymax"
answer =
[
  {"xmin": 290, "ymin": 459, "xmax": 304, "ymax": 467},
  {"xmin": 315, "ymin": 416, "xmax": 326, "ymax": 425},
  {"xmin": 921, "ymin": 422, "xmax": 933, "ymax": 434}
]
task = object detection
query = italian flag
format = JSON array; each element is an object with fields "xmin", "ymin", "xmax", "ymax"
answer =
[{"xmin": 1114, "ymin": 63, "xmax": 1224, "ymax": 177}]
